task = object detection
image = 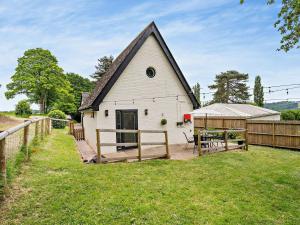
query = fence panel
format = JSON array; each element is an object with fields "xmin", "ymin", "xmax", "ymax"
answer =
[{"xmin": 194, "ymin": 117, "xmax": 300, "ymax": 150}]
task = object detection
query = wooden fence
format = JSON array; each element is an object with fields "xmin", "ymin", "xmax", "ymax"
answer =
[
  {"xmin": 194, "ymin": 117, "xmax": 300, "ymax": 149},
  {"xmin": 69, "ymin": 121, "xmax": 84, "ymax": 141},
  {"xmin": 96, "ymin": 129, "xmax": 170, "ymax": 163},
  {"xmin": 0, "ymin": 117, "xmax": 51, "ymax": 187}
]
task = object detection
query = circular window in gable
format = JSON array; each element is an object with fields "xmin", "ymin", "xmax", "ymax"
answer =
[{"xmin": 146, "ymin": 67, "xmax": 156, "ymax": 78}]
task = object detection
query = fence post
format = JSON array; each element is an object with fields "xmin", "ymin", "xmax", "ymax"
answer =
[
  {"xmin": 224, "ymin": 130, "xmax": 228, "ymax": 151},
  {"xmin": 48, "ymin": 118, "xmax": 52, "ymax": 134},
  {"xmin": 96, "ymin": 129, "xmax": 101, "ymax": 163},
  {"xmin": 198, "ymin": 130, "xmax": 202, "ymax": 156},
  {"xmin": 41, "ymin": 119, "xmax": 44, "ymax": 140},
  {"xmin": 23, "ymin": 124, "xmax": 29, "ymax": 159},
  {"xmin": 244, "ymin": 129, "xmax": 248, "ymax": 151},
  {"xmin": 272, "ymin": 122, "xmax": 275, "ymax": 148},
  {"xmin": 0, "ymin": 138, "xmax": 6, "ymax": 186},
  {"xmin": 164, "ymin": 130, "xmax": 170, "ymax": 159},
  {"xmin": 35, "ymin": 120, "xmax": 39, "ymax": 138},
  {"xmin": 138, "ymin": 130, "xmax": 142, "ymax": 161}
]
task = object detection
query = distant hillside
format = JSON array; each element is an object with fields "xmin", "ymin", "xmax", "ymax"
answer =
[{"xmin": 264, "ymin": 101, "xmax": 300, "ymax": 112}]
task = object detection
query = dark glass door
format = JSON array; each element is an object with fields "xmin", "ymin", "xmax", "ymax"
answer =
[{"xmin": 116, "ymin": 110, "xmax": 138, "ymax": 150}]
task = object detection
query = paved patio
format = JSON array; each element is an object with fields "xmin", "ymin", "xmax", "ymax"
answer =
[{"xmin": 75, "ymin": 140, "xmax": 243, "ymax": 163}]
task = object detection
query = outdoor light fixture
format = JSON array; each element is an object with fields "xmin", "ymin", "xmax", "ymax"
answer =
[
  {"xmin": 105, "ymin": 110, "xmax": 108, "ymax": 117},
  {"xmin": 144, "ymin": 109, "xmax": 148, "ymax": 116}
]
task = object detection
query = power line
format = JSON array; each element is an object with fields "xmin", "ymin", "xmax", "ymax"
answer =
[{"xmin": 200, "ymin": 83, "xmax": 300, "ymax": 96}]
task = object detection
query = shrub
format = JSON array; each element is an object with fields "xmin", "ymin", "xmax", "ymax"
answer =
[
  {"xmin": 48, "ymin": 110, "xmax": 67, "ymax": 129},
  {"xmin": 281, "ymin": 109, "xmax": 300, "ymax": 120},
  {"xmin": 15, "ymin": 100, "xmax": 32, "ymax": 117}
]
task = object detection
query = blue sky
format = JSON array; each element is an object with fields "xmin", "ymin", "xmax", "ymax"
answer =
[{"xmin": 0, "ymin": 0, "xmax": 299, "ymax": 111}]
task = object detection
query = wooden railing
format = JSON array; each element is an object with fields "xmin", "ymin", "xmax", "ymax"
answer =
[
  {"xmin": 194, "ymin": 117, "xmax": 300, "ymax": 150},
  {"xmin": 68, "ymin": 121, "xmax": 85, "ymax": 141},
  {"xmin": 95, "ymin": 129, "xmax": 170, "ymax": 163},
  {"xmin": 197, "ymin": 129, "xmax": 248, "ymax": 156}
]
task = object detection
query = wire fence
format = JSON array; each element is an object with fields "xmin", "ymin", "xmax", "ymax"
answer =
[{"xmin": 0, "ymin": 117, "xmax": 52, "ymax": 188}]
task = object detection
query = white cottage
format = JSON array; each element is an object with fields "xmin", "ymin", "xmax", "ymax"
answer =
[{"xmin": 79, "ymin": 22, "xmax": 199, "ymax": 153}]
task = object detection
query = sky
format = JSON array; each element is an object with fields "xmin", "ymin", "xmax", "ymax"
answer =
[{"xmin": 0, "ymin": 0, "xmax": 299, "ymax": 111}]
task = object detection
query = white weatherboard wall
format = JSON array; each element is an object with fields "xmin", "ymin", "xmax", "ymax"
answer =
[
  {"xmin": 82, "ymin": 112, "xmax": 97, "ymax": 150},
  {"xmin": 84, "ymin": 35, "xmax": 194, "ymax": 153}
]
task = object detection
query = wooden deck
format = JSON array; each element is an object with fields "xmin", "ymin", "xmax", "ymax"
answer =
[
  {"xmin": 75, "ymin": 140, "xmax": 244, "ymax": 163},
  {"xmin": 76, "ymin": 140, "xmax": 96, "ymax": 163}
]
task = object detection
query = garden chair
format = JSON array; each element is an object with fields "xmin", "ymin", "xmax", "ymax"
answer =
[{"xmin": 183, "ymin": 132, "xmax": 194, "ymax": 150}]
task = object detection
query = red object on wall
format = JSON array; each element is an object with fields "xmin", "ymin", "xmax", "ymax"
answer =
[{"xmin": 183, "ymin": 114, "xmax": 191, "ymax": 123}]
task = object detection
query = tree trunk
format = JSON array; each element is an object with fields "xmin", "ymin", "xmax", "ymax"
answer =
[{"xmin": 39, "ymin": 97, "xmax": 45, "ymax": 114}]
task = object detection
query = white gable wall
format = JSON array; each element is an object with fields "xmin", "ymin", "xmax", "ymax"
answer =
[{"xmin": 84, "ymin": 35, "xmax": 194, "ymax": 153}]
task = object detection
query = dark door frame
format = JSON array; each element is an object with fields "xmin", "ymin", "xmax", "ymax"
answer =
[{"xmin": 115, "ymin": 109, "xmax": 138, "ymax": 150}]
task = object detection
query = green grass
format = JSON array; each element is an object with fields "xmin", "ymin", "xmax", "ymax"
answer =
[{"xmin": 0, "ymin": 130, "xmax": 299, "ymax": 225}]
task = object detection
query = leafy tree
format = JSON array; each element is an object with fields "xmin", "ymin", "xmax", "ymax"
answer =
[
  {"xmin": 192, "ymin": 82, "xmax": 201, "ymax": 107},
  {"xmin": 48, "ymin": 110, "xmax": 67, "ymax": 129},
  {"xmin": 66, "ymin": 73, "xmax": 93, "ymax": 109},
  {"xmin": 5, "ymin": 48, "xmax": 72, "ymax": 114},
  {"xmin": 90, "ymin": 55, "xmax": 114, "ymax": 80},
  {"xmin": 241, "ymin": 0, "xmax": 300, "ymax": 52},
  {"xmin": 209, "ymin": 70, "xmax": 250, "ymax": 103},
  {"xmin": 51, "ymin": 88, "xmax": 76, "ymax": 115},
  {"xmin": 253, "ymin": 75, "xmax": 264, "ymax": 107},
  {"xmin": 15, "ymin": 100, "xmax": 32, "ymax": 117},
  {"xmin": 281, "ymin": 109, "xmax": 300, "ymax": 120}
]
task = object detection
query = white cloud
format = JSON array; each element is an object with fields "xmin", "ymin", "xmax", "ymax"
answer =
[{"xmin": 0, "ymin": 0, "xmax": 299, "ymax": 110}]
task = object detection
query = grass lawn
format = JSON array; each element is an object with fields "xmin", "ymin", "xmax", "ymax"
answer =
[{"xmin": 0, "ymin": 129, "xmax": 299, "ymax": 225}]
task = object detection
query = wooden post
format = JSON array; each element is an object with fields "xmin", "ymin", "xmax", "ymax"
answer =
[
  {"xmin": 41, "ymin": 119, "xmax": 44, "ymax": 140},
  {"xmin": 272, "ymin": 122, "xmax": 275, "ymax": 148},
  {"xmin": 164, "ymin": 130, "xmax": 170, "ymax": 159},
  {"xmin": 245, "ymin": 129, "xmax": 249, "ymax": 151},
  {"xmin": 224, "ymin": 130, "xmax": 228, "ymax": 151},
  {"xmin": 68, "ymin": 121, "xmax": 72, "ymax": 134},
  {"xmin": 96, "ymin": 129, "xmax": 101, "ymax": 163},
  {"xmin": 49, "ymin": 118, "xmax": 52, "ymax": 134},
  {"xmin": 138, "ymin": 130, "xmax": 142, "ymax": 161},
  {"xmin": 35, "ymin": 120, "xmax": 39, "ymax": 138},
  {"xmin": 23, "ymin": 125, "xmax": 29, "ymax": 159},
  {"xmin": 71, "ymin": 122, "xmax": 74, "ymax": 135},
  {"xmin": 198, "ymin": 130, "xmax": 202, "ymax": 156},
  {"xmin": 45, "ymin": 119, "xmax": 48, "ymax": 135},
  {"xmin": 0, "ymin": 138, "xmax": 6, "ymax": 186}
]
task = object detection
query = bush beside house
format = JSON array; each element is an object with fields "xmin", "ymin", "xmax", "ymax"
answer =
[{"xmin": 48, "ymin": 110, "xmax": 67, "ymax": 128}]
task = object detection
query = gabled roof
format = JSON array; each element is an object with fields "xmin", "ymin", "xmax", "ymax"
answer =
[
  {"xmin": 79, "ymin": 21, "xmax": 199, "ymax": 111},
  {"xmin": 192, "ymin": 103, "xmax": 280, "ymax": 118}
]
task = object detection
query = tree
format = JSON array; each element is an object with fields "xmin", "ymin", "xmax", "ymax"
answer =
[
  {"xmin": 5, "ymin": 48, "xmax": 72, "ymax": 114},
  {"xmin": 209, "ymin": 70, "xmax": 250, "ymax": 103},
  {"xmin": 66, "ymin": 73, "xmax": 94, "ymax": 109},
  {"xmin": 90, "ymin": 55, "xmax": 114, "ymax": 80},
  {"xmin": 253, "ymin": 75, "xmax": 264, "ymax": 107},
  {"xmin": 15, "ymin": 100, "xmax": 32, "ymax": 117},
  {"xmin": 192, "ymin": 83, "xmax": 201, "ymax": 107},
  {"xmin": 65, "ymin": 72, "xmax": 94, "ymax": 120},
  {"xmin": 241, "ymin": 0, "xmax": 300, "ymax": 52}
]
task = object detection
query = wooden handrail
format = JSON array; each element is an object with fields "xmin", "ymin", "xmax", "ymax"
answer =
[
  {"xmin": 0, "ymin": 117, "xmax": 47, "ymax": 141},
  {"xmin": 95, "ymin": 128, "xmax": 169, "ymax": 163}
]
